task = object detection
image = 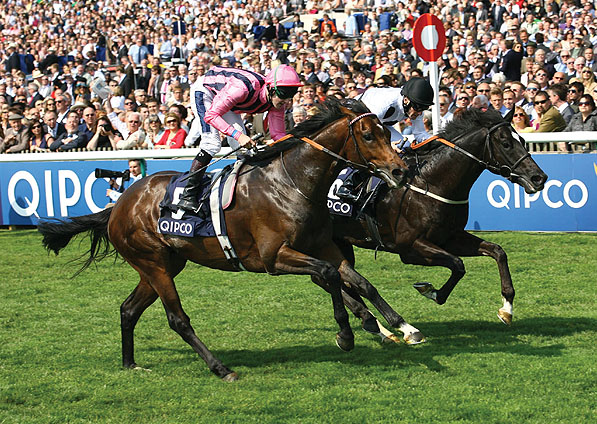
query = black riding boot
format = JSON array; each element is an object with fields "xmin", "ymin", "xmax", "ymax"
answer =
[
  {"xmin": 177, "ymin": 150, "xmax": 213, "ymax": 213},
  {"xmin": 336, "ymin": 171, "xmax": 363, "ymax": 202}
]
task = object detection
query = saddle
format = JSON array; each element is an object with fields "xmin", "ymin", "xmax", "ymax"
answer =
[
  {"xmin": 328, "ymin": 167, "xmax": 387, "ymax": 250},
  {"xmin": 328, "ymin": 168, "xmax": 383, "ymax": 219},
  {"xmin": 158, "ymin": 160, "xmax": 246, "ymax": 270}
]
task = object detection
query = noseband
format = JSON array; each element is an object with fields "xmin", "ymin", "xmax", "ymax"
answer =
[{"xmin": 412, "ymin": 121, "xmax": 531, "ymax": 180}]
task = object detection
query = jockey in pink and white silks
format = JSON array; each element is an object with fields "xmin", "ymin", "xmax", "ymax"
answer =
[{"xmin": 177, "ymin": 64, "xmax": 303, "ymax": 213}]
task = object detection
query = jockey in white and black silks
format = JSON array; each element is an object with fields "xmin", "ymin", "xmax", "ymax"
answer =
[
  {"xmin": 178, "ymin": 64, "xmax": 303, "ymax": 213},
  {"xmin": 337, "ymin": 77, "xmax": 434, "ymax": 201},
  {"xmin": 360, "ymin": 77, "xmax": 434, "ymax": 149}
]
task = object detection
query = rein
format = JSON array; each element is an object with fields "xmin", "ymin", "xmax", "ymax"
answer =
[
  {"xmin": 411, "ymin": 122, "xmax": 530, "ymax": 179},
  {"xmin": 406, "ymin": 121, "xmax": 531, "ymax": 205},
  {"xmin": 277, "ymin": 112, "xmax": 382, "ymax": 202},
  {"xmin": 273, "ymin": 112, "xmax": 378, "ymax": 173}
]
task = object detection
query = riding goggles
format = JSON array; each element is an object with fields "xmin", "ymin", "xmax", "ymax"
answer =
[
  {"xmin": 273, "ymin": 86, "xmax": 299, "ymax": 99},
  {"xmin": 410, "ymin": 102, "xmax": 430, "ymax": 112}
]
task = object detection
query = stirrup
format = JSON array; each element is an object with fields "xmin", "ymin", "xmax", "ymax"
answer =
[
  {"xmin": 336, "ymin": 186, "xmax": 359, "ymax": 202},
  {"xmin": 177, "ymin": 197, "xmax": 201, "ymax": 213}
]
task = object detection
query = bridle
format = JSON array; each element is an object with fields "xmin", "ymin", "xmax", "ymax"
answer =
[
  {"xmin": 411, "ymin": 121, "xmax": 531, "ymax": 180},
  {"xmin": 278, "ymin": 111, "xmax": 391, "ymax": 202}
]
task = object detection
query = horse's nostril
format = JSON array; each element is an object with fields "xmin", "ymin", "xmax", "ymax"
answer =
[
  {"xmin": 392, "ymin": 168, "xmax": 404, "ymax": 178},
  {"xmin": 532, "ymin": 174, "xmax": 547, "ymax": 186}
]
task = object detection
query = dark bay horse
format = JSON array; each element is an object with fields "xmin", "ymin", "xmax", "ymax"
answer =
[
  {"xmin": 332, "ymin": 108, "xmax": 547, "ymax": 339},
  {"xmin": 38, "ymin": 99, "xmax": 409, "ymax": 381}
]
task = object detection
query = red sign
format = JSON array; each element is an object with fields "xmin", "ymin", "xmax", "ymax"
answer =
[{"xmin": 413, "ymin": 14, "xmax": 447, "ymax": 63}]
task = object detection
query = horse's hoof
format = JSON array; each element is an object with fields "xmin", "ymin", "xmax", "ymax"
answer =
[
  {"xmin": 413, "ymin": 282, "xmax": 438, "ymax": 302},
  {"xmin": 222, "ymin": 372, "xmax": 239, "ymax": 382},
  {"xmin": 404, "ymin": 332, "xmax": 426, "ymax": 345},
  {"xmin": 336, "ymin": 334, "xmax": 355, "ymax": 352},
  {"xmin": 497, "ymin": 309, "xmax": 512, "ymax": 326},
  {"xmin": 382, "ymin": 333, "xmax": 401, "ymax": 344},
  {"xmin": 132, "ymin": 366, "xmax": 152, "ymax": 372}
]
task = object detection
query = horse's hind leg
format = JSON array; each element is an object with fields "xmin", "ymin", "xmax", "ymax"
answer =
[
  {"xmin": 124, "ymin": 257, "xmax": 237, "ymax": 380},
  {"xmin": 151, "ymin": 270, "xmax": 237, "ymax": 380},
  {"xmin": 121, "ymin": 279, "xmax": 159, "ymax": 369},
  {"xmin": 445, "ymin": 231, "xmax": 515, "ymax": 325}
]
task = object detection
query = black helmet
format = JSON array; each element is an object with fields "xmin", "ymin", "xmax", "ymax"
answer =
[{"xmin": 402, "ymin": 77, "xmax": 434, "ymax": 107}]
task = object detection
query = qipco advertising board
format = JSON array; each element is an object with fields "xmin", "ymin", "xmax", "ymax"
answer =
[
  {"xmin": 467, "ymin": 154, "xmax": 595, "ymax": 232},
  {"xmin": 0, "ymin": 159, "xmax": 234, "ymax": 226},
  {"xmin": 0, "ymin": 154, "xmax": 595, "ymax": 231}
]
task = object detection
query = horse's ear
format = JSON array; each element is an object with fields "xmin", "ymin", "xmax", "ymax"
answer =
[{"xmin": 504, "ymin": 107, "xmax": 515, "ymax": 123}]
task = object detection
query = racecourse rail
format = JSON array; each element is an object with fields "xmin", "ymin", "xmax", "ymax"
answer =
[{"xmin": 1, "ymin": 133, "xmax": 596, "ymax": 231}]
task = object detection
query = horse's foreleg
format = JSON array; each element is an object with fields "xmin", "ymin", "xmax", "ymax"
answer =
[
  {"xmin": 275, "ymin": 245, "xmax": 354, "ymax": 351},
  {"xmin": 401, "ymin": 238, "xmax": 465, "ymax": 306},
  {"xmin": 121, "ymin": 279, "xmax": 159, "ymax": 369},
  {"xmin": 445, "ymin": 231, "xmax": 515, "ymax": 325},
  {"xmin": 313, "ymin": 243, "xmax": 422, "ymax": 344},
  {"xmin": 337, "ymin": 262, "xmax": 424, "ymax": 345},
  {"xmin": 312, "ymin": 275, "xmax": 388, "ymax": 341},
  {"xmin": 331, "ymin": 240, "xmax": 399, "ymax": 343}
]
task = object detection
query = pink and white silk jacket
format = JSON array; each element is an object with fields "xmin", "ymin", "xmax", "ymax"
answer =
[{"xmin": 201, "ymin": 66, "xmax": 286, "ymax": 140}]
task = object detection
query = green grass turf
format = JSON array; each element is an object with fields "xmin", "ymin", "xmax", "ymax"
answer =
[{"xmin": 0, "ymin": 230, "xmax": 595, "ymax": 423}]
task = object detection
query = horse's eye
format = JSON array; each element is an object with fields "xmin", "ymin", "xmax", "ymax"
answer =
[
  {"xmin": 363, "ymin": 132, "xmax": 373, "ymax": 141},
  {"xmin": 502, "ymin": 140, "xmax": 511, "ymax": 149}
]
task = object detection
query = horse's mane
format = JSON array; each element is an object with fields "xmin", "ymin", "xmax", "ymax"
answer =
[
  {"xmin": 245, "ymin": 97, "xmax": 370, "ymax": 164},
  {"xmin": 405, "ymin": 108, "xmax": 505, "ymax": 158},
  {"xmin": 440, "ymin": 108, "xmax": 504, "ymax": 141}
]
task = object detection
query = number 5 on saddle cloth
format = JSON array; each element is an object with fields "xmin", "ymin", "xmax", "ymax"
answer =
[{"xmin": 158, "ymin": 160, "xmax": 246, "ymax": 270}]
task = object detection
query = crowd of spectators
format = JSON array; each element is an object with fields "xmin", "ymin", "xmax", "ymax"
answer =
[{"xmin": 1, "ymin": 0, "xmax": 597, "ymax": 155}]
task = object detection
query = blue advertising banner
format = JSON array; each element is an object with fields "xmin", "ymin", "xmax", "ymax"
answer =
[
  {"xmin": 0, "ymin": 159, "xmax": 234, "ymax": 226},
  {"xmin": 466, "ymin": 153, "xmax": 596, "ymax": 232},
  {"xmin": 1, "ymin": 154, "xmax": 595, "ymax": 231}
]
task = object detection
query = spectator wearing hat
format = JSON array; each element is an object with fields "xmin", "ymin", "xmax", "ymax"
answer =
[
  {"xmin": 37, "ymin": 47, "xmax": 59, "ymax": 74},
  {"xmin": 0, "ymin": 113, "xmax": 29, "ymax": 153},
  {"xmin": 70, "ymin": 101, "xmax": 88, "ymax": 124},
  {"xmin": 5, "ymin": 44, "xmax": 20, "ymax": 74},
  {"xmin": 570, "ymin": 34, "xmax": 585, "ymax": 58},
  {"xmin": 50, "ymin": 111, "xmax": 89, "ymax": 151}
]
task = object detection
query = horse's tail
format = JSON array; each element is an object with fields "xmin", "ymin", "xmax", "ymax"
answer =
[{"xmin": 38, "ymin": 208, "xmax": 114, "ymax": 275}]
